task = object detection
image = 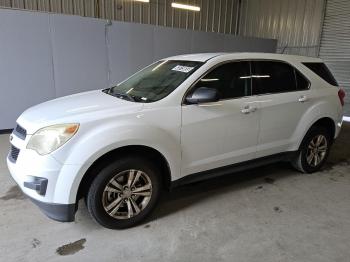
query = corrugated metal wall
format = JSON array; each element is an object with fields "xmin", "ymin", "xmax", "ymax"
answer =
[
  {"xmin": 319, "ymin": 0, "xmax": 350, "ymax": 115},
  {"xmin": 239, "ymin": 0, "xmax": 325, "ymax": 57},
  {"xmin": 0, "ymin": 0, "xmax": 240, "ymax": 34},
  {"xmin": 0, "ymin": 0, "xmax": 327, "ymax": 58}
]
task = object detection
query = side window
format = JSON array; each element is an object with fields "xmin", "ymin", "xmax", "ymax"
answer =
[
  {"xmin": 251, "ymin": 61, "xmax": 297, "ymax": 95},
  {"xmin": 193, "ymin": 61, "xmax": 251, "ymax": 100},
  {"xmin": 295, "ymin": 70, "xmax": 310, "ymax": 90},
  {"xmin": 303, "ymin": 62, "xmax": 338, "ymax": 86}
]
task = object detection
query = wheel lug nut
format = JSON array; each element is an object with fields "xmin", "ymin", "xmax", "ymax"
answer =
[{"xmin": 131, "ymin": 187, "xmax": 135, "ymax": 191}]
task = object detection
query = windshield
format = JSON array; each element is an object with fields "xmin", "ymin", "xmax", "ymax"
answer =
[{"xmin": 107, "ymin": 60, "xmax": 203, "ymax": 103}]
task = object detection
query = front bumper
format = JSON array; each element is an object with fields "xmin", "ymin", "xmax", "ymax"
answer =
[
  {"xmin": 6, "ymin": 130, "xmax": 83, "ymax": 222},
  {"xmin": 7, "ymin": 146, "xmax": 63, "ymax": 203},
  {"xmin": 29, "ymin": 197, "xmax": 76, "ymax": 222},
  {"xmin": 7, "ymin": 154, "xmax": 77, "ymax": 222}
]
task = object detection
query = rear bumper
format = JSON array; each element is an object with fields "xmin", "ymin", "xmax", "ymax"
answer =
[
  {"xmin": 29, "ymin": 197, "xmax": 76, "ymax": 222},
  {"xmin": 334, "ymin": 118, "xmax": 343, "ymax": 139}
]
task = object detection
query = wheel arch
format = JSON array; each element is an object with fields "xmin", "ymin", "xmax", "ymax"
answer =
[
  {"xmin": 296, "ymin": 116, "xmax": 336, "ymax": 151},
  {"xmin": 310, "ymin": 117, "xmax": 336, "ymax": 139},
  {"xmin": 76, "ymin": 145, "xmax": 172, "ymax": 202}
]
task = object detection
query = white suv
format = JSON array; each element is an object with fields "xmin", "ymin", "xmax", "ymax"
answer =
[{"xmin": 7, "ymin": 53, "xmax": 345, "ymax": 229}]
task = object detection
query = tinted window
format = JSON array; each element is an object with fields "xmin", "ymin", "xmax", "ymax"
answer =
[
  {"xmin": 303, "ymin": 62, "xmax": 338, "ymax": 86},
  {"xmin": 251, "ymin": 61, "xmax": 297, "ymax": 95},
  {"xmin": 108, "ymin": 60, "xmax": 203, "ymax": 103},
  {"xmin": 295, "ymin": 70, "xmax": 310, "ymax": 90},
  {"xmin": 193, "ymin": 61, "xmax": 251, "ymax": 100}
]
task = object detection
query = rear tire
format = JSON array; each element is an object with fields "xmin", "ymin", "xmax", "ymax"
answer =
[
  {"xmin": 292, "ymin": 126, "xmax": 332, "ymax": 173},
  {"xmin": 86, "ymin": 156, "xmax": 161, "ymax": 229}
]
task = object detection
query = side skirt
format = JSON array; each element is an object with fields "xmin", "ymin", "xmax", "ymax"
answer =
[{"xmin": 171, "ymin": 152, "xmax": 297, "ymax": 189}]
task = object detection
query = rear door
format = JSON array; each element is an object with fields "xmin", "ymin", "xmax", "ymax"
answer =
[
  {"xmin": 181, "ymin": 61, "xmax": 260, "ymax": 176},
  {"xmin": 251, "ymin": 61, "xmax": 311, "ymax": 157}
]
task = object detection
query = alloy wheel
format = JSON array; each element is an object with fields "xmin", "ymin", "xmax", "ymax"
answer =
[
  {"xmin": 102, "ymin": 169, "xmax": 152, "ymax": 219},
  {"xmin": 306, "ymin": 134, "xmax": 328, "ymax": 167}
]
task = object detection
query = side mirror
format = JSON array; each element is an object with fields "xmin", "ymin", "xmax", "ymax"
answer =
[{"xmin": 186, "ymin": 87, "xmax": 220, "ymax": 104}]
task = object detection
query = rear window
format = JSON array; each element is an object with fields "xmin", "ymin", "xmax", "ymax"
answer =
[{"xmin": 303, "ymin": 62, "xmax": 338, "ymax": 86}]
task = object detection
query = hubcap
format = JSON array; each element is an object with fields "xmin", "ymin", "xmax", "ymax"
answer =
[
  {"xmin": 102, "ymin": 170, "xmax": 152, "ymax": 219},
  {"xmin": 306, "ymin": 135, "xmax": 328, "ymax": 167}
]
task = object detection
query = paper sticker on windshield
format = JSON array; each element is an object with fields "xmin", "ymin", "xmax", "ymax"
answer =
[{"xmin": 172, "ymin": 65, "xmax": 194, "ymax": 73}]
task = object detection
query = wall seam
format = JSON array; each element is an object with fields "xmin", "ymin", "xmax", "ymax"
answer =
[
  {"xmin": 48, "ymin": 14, "xmax": 57, "ymax": 98},
  {"xmin": 105, "ymin": 19, "xmax": 112, "ymax": 86},
  {"xmin": 316, "ymin": 0, "xmax": 327, "ymax": 57}
]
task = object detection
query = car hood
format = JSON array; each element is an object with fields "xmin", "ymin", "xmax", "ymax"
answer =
[{"xmin": 17, "ymin": 90, "xmax": 143, "ymax": 134}]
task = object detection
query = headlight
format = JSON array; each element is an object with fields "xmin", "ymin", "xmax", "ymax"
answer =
[{"xmin": 27, "ymin": 124, "xmax": 79, "ymax": 155}]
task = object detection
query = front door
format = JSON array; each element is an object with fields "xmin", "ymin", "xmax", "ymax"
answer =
[{"xmin": 180, "ymin": 61, "xmax": 260, "ymax": 176}]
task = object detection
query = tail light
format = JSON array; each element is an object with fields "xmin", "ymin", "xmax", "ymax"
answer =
[{"xmin": 338, "ymin": 88, "xmax": 346, "ymax": 106}]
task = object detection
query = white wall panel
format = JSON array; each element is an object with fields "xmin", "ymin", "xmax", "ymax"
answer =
[
  {"xmin": 190, "ymin": 30, "xmax": 227, "ymax": 53},
  {"xmin": 0, "ymin": 9, "xmax": 276, "ymax": 129},
  {"xmin": 153, "ymin": 27, "xmax": 192, "ymax": 61},
  {"xmin": 0, "ymin": 9, "xmax": 55, "ymax": 129},
  {"xmin": 107, "ymin": 22, "xmax": 154, "ymax": 84},
  {"xmin": 50, "ymin": 14, "xmax": 109, "ymax": 97},
  {"xmin": 108, "ymin": 21, "xmax": 277, "ymax": 86},
  {"xmin": 0, "ymin": 0, "xmax": 327, "ymax": 60},
  {"xmin": 0, "ymin": 0, "xmax": 240, "ymax": 35}
]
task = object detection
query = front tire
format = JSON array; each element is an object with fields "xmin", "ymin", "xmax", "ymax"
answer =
[
  {"xmin": 86, "ymin": 156, "xmax": 161, "ymax": 229},
  {"xmin": 292, "ymin": 126, "xmax": 332, "ymax": 173}
]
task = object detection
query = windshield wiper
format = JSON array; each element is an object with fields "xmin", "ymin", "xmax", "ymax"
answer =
[
  {"xmin": 104, "ymin": 88, "xmax": 135, "ymax": 102},
  {"xmin": 114, "ymin": 92, "xmax": 136, "ymax": 102},
  {"xmin": 103, "ymin": 88, "xmax": 146, "ymax": 102}
]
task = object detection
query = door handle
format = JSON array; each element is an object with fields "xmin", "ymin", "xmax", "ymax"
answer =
[
  {"xmin": 241, "ymin": 105, "xmax": 257, "ymax": 114},
  {"xmin": 298, "ymin": 95, "xmax": 309, "ymax": 102}
]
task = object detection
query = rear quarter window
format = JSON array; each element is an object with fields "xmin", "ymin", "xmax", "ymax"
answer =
[
  {"xmin": 251, "ymin": 61, "xmax": 307, "ymax": 95},
  {"xmin": 303, "ymin": 62, "xmax": 338, "ymax": 86}
]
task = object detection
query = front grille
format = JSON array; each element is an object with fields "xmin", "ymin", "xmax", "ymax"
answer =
[
  {"xmin": 9, "ymin": 145, "xmax": 20, "ymax": 163},
  {"xmin": 14, "ymin": 124, "xmax": 27, "ymax": 140}
]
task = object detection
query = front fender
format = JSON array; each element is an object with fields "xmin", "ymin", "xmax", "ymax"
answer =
[{"xmin": 52, "ymin": 122, "xmax": 181, "ymax": 204}]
